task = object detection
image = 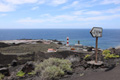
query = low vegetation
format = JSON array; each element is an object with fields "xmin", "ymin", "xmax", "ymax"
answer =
[
  {"xmin": 84, "ymin": 54, "xmax": 91, "ymax": 60},
  {"xmin": 0, "ymin": 73, "xmax": 4, "ymax": 80},
  {"xmin": 16, "ymin": 70, "xmax": 35, "ymax": 77},
  {"xmin": 35, "ymin": 58, "xmax": 72, "ymax": 80},
  {"xmin": 102, "ymin": 50, "xmax": 120, "ymax": 59},
  {"xmin": 0, "ymin": 43, "xmax": 59, "ymax": 53},
  {"xmin": 28, "ymin": 71, "xmax": 36, "ymax": 75},
  {"xmin": 41, "ymin": 66, "xmax": 64, "ymax": 79},
  {"xmin": 16, "ymin": 71, "xmax": 25, "ymax": 77},
  {"xmin": 102, "ymin": 50, "xmax": 111, "ymax": 56}
]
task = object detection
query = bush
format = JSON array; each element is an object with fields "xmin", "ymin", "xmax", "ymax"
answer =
[
  {"xmin": 84, "ymin": 54, "xmax": 91, "ymax": 60},
  {"xmin": 102, "ymin": 50, "xmax": 120, "ymax": 59},
  {"xmin": 16, "ymin": 71, "xmax": 25, "ymax": 77},
  {"xmin": 0, "ymin": 73, "xmax": 4, "ymax": 80},
  {"xmin": 35, "ymin": 58, "xmax": 72, "ymax": 73},
  {"xmin": 28, "ymin": 71, "xmax": 36, "ymax": 75},
  {"xmin": 41, "ymin": 66, "xmax": 64, "ymax": 80},
  {"xmin": 35, "ymin": 58, "xmax": 72, "ymax": 80},
  {"xmin": 102, "ymin": 50, "xmax": 111, "ymax": 56}
]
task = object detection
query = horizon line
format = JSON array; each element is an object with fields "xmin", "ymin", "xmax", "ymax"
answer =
[{"xmin": 0, "ymin": 28, "xmax": 120, "ymax": 29}]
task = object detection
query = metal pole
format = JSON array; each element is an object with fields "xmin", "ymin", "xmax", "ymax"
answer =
[{"xmin": 95, "ymin": 37, "xmax": 98, "ymax": 63}]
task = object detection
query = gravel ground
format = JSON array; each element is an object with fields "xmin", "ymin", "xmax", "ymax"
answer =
[{"xmin": 60, "ymin": 64, "xmax": 120, "ymax": 80}]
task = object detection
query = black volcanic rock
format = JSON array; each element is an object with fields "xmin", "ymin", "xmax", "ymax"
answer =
[
  {"xmin": 11, "ymin": 60, "xmax": 18, "ymax": 67},
  {"xmin": 22, "ymin": 62, "xmax": 35, "ymax": 74},
  {"xmin": 0, "ymin": 53, "xmax": 17, "ymax": 65},
  {"xmin": 0, "ymin": 42, "xmax": 10, "ymax": 48},
  {"xmin": 0, "ymin": 67, "xmax": 10, "ymax": 76}
]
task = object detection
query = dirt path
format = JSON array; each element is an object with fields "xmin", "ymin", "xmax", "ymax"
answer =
[{"xmin": 61, "ymin": 64, "xmax": 120, "ymax": 80}]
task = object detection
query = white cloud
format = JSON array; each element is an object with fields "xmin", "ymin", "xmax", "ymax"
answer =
[
  {"xmin": 78, "ymin": 14, "xmax": 120, "ymax": 21},
  {"xmin": 38, "ymin": 0, "xmax": 45, "ymax": 4},
  {"xmin": 62, "ymin": 0, "xmax": 95, "ymax": 10},
  {"xmin": 5, "ymin": 0, "xmax": 38, "ymax": 4},
  {"xmin": 54, "ymin": 15, "xmax": 77, "ymax": 21},
  {"xmin": 101, "ymin": 0, "xmax": 120, "ymax": 4},
  {"xmin": 38, "ymin": 0, "xmax": 68, "ymax": 6},
  {"xmin": 17, "ymin": 14, "xmax": 77, "ymax": 23},
  {"xmin": 51, "ymin": 0, "xmax": 68, "ymax": 5},
  {"xmin": 17, "ymin": 13, "xmax": 120, "ymax": 24},
  {"xmin": 0, "ymin": 0, "xmax": 68, "ymax": 12},
  {"xmin": 73, "ymin": 10, "xmax": 102, "ymax": 15},
  {"xmin": 0, "ymin": 14, "xmax": 7, "ymax": 17},
  {"xmin": 106, "ymin": 7, "xmax": 120, "ymax": 13},
  {"xmin": 85, "ymin": 11, "xmax": 102, "ymax": 15},
  {"xmin": 73, "ymin": 6, "xmax": 120, "ymax": 15},
  {"xmin": 0, "ymin": 3, "xmax": 15, "ymax": 12},
  {"xmin": 62, "ymin": 1, "xmax": 79, "ymax": 9},
  {"xmin": 17, "ymin": 17, "xmax": 44, "ymax": 23},
  {"xmin": 91, "ymin": 0, "xmax": 97, "ymax": 2},
  {"xmin": 31, "ymin": 6, "xmax": 39, "ymax": 10},
  {"xmin": 73, "ymin": 10, "xmax": 84, "ymax": 15},
  {"xmin": 0, "ymin": 0, "xmax": 38, "ymax": 12},
  {"xmin": 39, "ymin": 14, "xmax": 51, "ymax": 17}
]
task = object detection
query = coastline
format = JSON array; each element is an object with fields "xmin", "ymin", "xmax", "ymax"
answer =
[
  {"xmin": 0, "ymin": 39, "xmax": 120, "ymax": 80},
  {"xmin": 0, "ymin": 29, "xmax": 120, "ymax": 49}
]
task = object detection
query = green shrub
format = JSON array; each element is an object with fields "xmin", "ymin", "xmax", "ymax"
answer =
[
  {"xmin": 84, "ymin": 54, "xmax": 91, "ymax": 60},
  {"xmin": 59, "ymin": 63, "xmax": 72, "ymax": 72},
  {"xmin": 104, "ymin": 53, "xmax": 111, "ymax": 59},
  {"xmin": 0, "ymin": 73, "xmax": 4, "ymax": 80},
  {"xmin": 102, "ymin": 50, "xmax": 120, "ymax": 59},
  {"xmin": 102, "ymin": 50, "xmax": 111, "ymax": 56},
  {"xmin": 115, "ymin": 55, "xmax": 120, "ymax": 58},
  {"xmin": 16, "ymin": 71, "xmax": 25, "ymax": 77},
  {"xmin": 35, "ymin": 58, "xmax": 72, "ymax": 80},
  {"xmin": 35, "ymin": 58, "xmax": 72, "ymax": 73},
  {"xmin": 28, "ymin": 71, "xmax": 36, "ymax": 75},
  {"xmin": 41, "ymin": 66, "xmax": 64, "ymax": 80}
]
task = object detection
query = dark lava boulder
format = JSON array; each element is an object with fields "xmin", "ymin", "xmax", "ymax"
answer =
[
  {"xmin": 22, "ymin": 62, "xmax": 35, "ymax": 74},
  {"xmin": 87, "ymin": 47, "xmax": 94, "ymax": 52},
  {"xmin": 0, "ymin": 67, "xmax": 10, "ymax": 76},
  {"xmin": 11, "ymin": 60, "xmax": 18, "ymax": 67},
  {"xmin": 36, "ymin": 41, "xmax": 43, "ymax": 43},
  {"xmin": 58, "ymin": 42, "xmax": 63, "ymax": 45},
  {"xmin": 0, "ymin": 42, "xmax": 10, "ymax": 48}
]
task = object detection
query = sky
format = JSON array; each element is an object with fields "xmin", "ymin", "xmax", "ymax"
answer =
[{"xmin": 0, "ymin": 0, "xmax": 120, "ymax": 29}]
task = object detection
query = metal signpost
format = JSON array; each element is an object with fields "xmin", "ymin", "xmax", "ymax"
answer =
[{"xmin": 90, "ymin": 27, "xmax": 103, "ymax": 63}]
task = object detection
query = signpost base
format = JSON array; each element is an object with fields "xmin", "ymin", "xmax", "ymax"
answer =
[{"xmin": 87, "ymin": 61, "xmax": 103, "ymax": 65}]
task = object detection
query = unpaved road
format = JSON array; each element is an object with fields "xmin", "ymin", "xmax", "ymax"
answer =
[{"xmin": 61, "ymin": 64, "xmax": 120, "ymax": 80}]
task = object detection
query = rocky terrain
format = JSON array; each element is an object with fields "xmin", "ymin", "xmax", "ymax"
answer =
[{"xmin": 0, "ymin": 40, "xmax": 120, "ymax": 80}]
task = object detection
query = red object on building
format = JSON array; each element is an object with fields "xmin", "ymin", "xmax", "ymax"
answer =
[{"xmin": 47, "ymin": 48, "xmax": 56, "ymax": 52}]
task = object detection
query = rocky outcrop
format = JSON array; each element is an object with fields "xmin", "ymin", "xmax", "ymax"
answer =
[
  {"xmin": 11, "ymin": 60, "xmax": 18, "ymax": 67},
  {"xmin": 0, "ymin": 67, "xmax": 10, "ymax": 76},
  {"xmin": 0, "ymin": 42, "xmax": 10, "ymax": 48},
  {"xmin": 22, "ymin": 62, "xmax": 35, "ymax": 74},
  {"xmin": 0, "ymin": 53, "xmax": 17, "ymax": 65}
]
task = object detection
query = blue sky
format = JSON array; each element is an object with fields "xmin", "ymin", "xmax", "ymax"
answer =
[{"xmin": 0, "ymin": 0, "xmax": 120, "ymax": 29}]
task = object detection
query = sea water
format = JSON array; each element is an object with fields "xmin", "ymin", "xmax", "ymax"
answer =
[{"xmin": 0, "ymin": 29, "xmax": 120, "ymax": 49}]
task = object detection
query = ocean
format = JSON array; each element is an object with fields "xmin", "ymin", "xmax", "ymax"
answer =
[{"xmin": 0, "ymin": 29, "xmax": 120, "ymax": 49}]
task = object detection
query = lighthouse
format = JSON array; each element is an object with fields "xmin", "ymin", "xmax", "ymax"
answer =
[{"xmin": 66, "ymin": 37, "xmax": 69, "ymax": 46}]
